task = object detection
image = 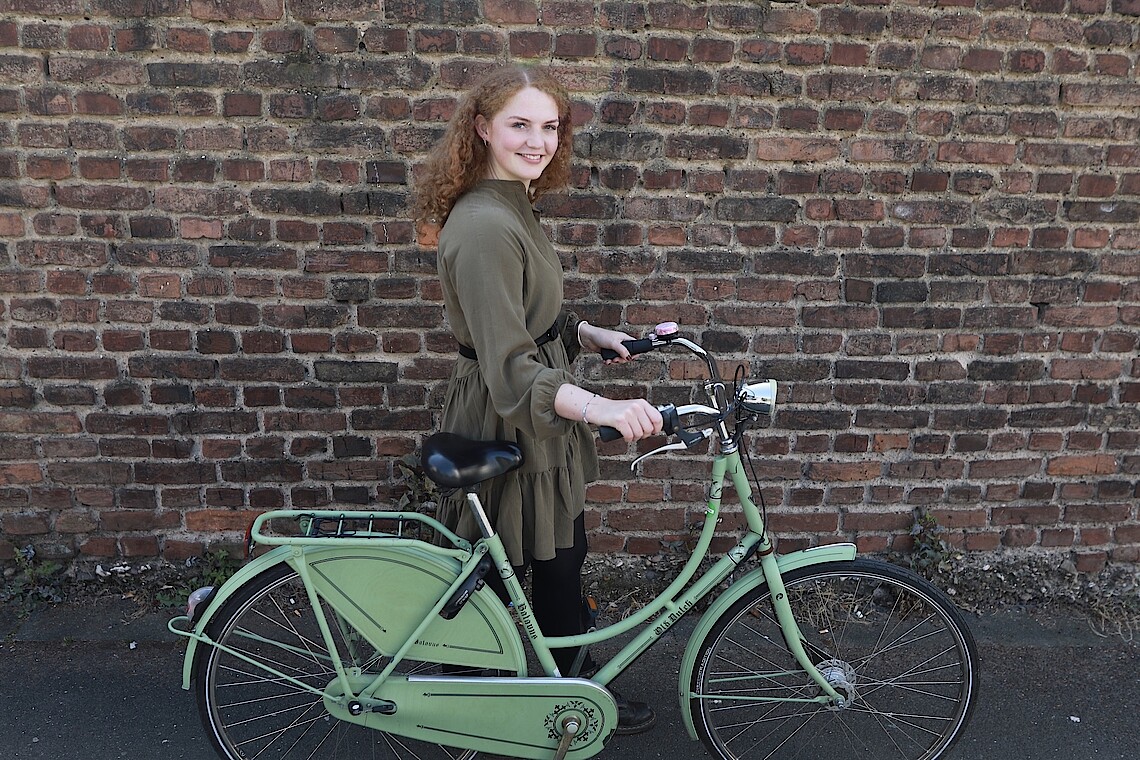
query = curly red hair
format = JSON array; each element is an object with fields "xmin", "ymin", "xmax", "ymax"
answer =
[{"xmin": 412, "ymin": 65, "xmax": 574, "ymax": 228}]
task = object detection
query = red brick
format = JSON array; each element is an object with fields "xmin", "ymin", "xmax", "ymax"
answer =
[
  {"xmin": 119, "ymin": 535, "xmax": 160, "ymax": 557},
  {"xmin": 184, "ymin": 508, "xmax": 256, "ymax": 533},
  {"xmin": 78, "ymin": 537, "xmax": 117, "ymax": 557},
  {"xmin": 992, "ymin": 505, "xmax": 1061, "ymax": 526},
  {"xmin": 189, "ymin": 0, "xmax": 283, "ymax": 20},
  {"xmin": 606, "ymin": 508, "xmax": 683, "ymax": 531},
  {"xmin": 1040, "ymin": 528, "xmax": 1075, "ymax": 547},
  {"xmin": 162, "ymin": 540, "xmax": 205, "ymax": 561},
  {"xmin": 1, "ymin": 513, "xmax": 50, "ymax": 535},
  {"xmin": 1047, "ymin": 455, "xmax": 1117, "ymax": 476},
  {"xmin": 1073, "ymin": 551, "xmax": 1108, "ymax": 574},
  {"xmin": 843, "ymin": 511, "xmax": 912, "ymax": 532}
]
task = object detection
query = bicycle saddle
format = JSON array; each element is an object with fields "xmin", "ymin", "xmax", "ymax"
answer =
[{"xmin": 420, "ymin": 433, "xmax": 524, "ymax": 488}]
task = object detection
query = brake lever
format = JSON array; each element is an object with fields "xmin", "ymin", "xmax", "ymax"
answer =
[
  {"xmin": 630, "ymin": 430, "xmax": 713, "ymax": 470},
  {"xmin": 628, "ymin": 403, "xmax": 720, "ymax": 470}
]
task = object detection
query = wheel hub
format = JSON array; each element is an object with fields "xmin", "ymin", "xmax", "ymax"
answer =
[{"xmin": 817, "ymin": 659, "xmax": 857, "ymax": 710}]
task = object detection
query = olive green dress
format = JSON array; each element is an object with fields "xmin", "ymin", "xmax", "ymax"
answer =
[{"xmin": 435, "ymin": 180, "xmax": 600, "ymax": 565}]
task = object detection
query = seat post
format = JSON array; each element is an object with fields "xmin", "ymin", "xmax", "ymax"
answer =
[{"xmin": 465, "ymin": 490, "xmax": 495, "ymax": 539}]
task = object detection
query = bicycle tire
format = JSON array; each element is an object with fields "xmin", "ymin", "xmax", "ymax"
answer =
[
  {"xmin": 691, "ymin": 558, "xmax": 979, "ymax": 760},
  {"xmin": 191, "ymin": 562, "xmax": 483, "ymax": 760}
]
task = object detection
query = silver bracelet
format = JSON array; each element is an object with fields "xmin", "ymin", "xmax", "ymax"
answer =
[
  {"xmin": 576, "ymin": 320, "xmax": 589, "ymax": 348},
  {"xmin": 581, "ymin": 394, "xmax": 595, "ymax": 424}
]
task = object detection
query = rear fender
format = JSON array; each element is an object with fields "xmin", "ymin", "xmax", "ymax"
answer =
[
  {"xmin": 170, "ymin": 545, "xmax": 294, "ymax": 689},
  {"xmin": 171, "ymin": 543, "xmax": 526, "ymax": 689}
]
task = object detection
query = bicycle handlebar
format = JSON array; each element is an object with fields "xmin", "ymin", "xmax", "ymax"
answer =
[
  {"xmin": 591, "ymin": 323, "xmax": 776, "ymax": 448},
  {"xmin": 597, "ymin": 404, "xmax": 718, "ymax": 448},
  {"xmin": 597, "ymin": 425, "xmax": 623, "ymax": 443}
]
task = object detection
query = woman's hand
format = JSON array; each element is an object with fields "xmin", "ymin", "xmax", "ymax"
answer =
[
  {"xmin": 578, "ymin": 322, "xmax": 638, "ymax": 363},
  {"xmin": 555, "ymin": 384, "xmax": 664, "ymax": 443},
  {"xmin": 586, "ymin": 396, "xmax": 664, "ymax": 442}
]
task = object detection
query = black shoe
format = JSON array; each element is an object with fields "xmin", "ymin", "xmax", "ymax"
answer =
[{"xmin": 612, "ymin": 688, "xmax": 656, "ymax": 735}]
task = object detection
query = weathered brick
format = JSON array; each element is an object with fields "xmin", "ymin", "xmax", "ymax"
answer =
[
  {"xmin": 1, "ymin": 513, "xmax": 52, "ymax": 536},
  {"xmin": 147, "ymin": 62, "xmax": 239, "ymax": 87},
  {"xmin": 49, "ymin": 56, "xmax": 144, "ymax": 85},
  {"xmin": 1047, "ymin": 455, "xmax": 1117, "ymax": 476},
  {"xmin": 55, "ymin": 184, "xmax": 149, "ymax": 210},
  {"xmin": 189, "ymin": 0, "xmax": 283, "ymax": 21},
  {"xmin": 993, "ymin": 505, "xmax": 1059, "ymax": 526}
]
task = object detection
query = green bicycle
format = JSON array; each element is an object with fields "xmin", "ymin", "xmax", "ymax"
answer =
[{"xmin": 170, "ymin": 322, "xmax": 979, "ymax": 760}]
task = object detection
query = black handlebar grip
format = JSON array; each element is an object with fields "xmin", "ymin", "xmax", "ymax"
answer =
[
  {"xmin": 598, "ymin": 425, "xmax": 623, "ymax": 442},
  {"xmin": 600, "ymin": 338, "xmax": 655, "ymax": 361},
  {"xmin": 659, "ymin": 404, "xmax": 679, "ymax": 436}
]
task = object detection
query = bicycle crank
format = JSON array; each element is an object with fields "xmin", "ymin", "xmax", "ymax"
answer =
[{"xmin": 552, "ymin": 715, "xmax": 581, "ymax": 760}]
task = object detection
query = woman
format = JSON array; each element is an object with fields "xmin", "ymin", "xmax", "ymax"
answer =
[{"xmin": 412, "ymin": 65, "xmax": 661, "ymax": 734}]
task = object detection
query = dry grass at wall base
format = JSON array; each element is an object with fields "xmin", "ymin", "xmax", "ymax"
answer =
[
  {"xmin": 581, "ymin": 549, "xmax": 1140, "ymax": 642},
  {"xmin": 3, "ymin": 546, "xmax": 1138, "ymax": 642}
]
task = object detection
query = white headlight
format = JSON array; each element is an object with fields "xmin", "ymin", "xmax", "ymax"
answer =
[{"xmin": 740, "ymin": 380, "xmax": 777, "ymax": 415}]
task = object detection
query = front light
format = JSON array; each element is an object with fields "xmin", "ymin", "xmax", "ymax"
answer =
[{"xmin": 740, "ymin": 380, "xmax": 777, "ymax": 415}]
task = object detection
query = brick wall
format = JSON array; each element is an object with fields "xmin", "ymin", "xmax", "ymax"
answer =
[{"xmin": 0, "ymin": 0, "xmax": 1138, "ymax": 571}]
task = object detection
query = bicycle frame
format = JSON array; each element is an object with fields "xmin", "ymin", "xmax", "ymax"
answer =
[
  {"xmin": 171, "ymin": 451, "xmax": 851, "ymax": 714},
  {"xmin": 488, "ymin": 448, "xmax": 848, "ymax": 701}
]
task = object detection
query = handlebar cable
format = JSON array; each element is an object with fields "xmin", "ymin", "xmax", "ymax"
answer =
[
  {"xmin": 731, "ymin": 364, "xmax": 770, "ymax": 538},
  {"xmin": 742, "ymin": 422, "xmax": 769, "ymax": 543}
]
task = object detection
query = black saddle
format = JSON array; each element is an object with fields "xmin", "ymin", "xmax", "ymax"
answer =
[{"xmin": 420, "ymin": 433, "xmax": 524, "ymax": 489}]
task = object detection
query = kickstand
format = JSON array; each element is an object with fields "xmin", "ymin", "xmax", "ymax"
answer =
[{"xmin": 568, "ymin": 595, "xmax": 599, "ymax": 677}]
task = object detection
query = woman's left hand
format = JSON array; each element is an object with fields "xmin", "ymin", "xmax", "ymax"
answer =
[{"xmin": 579, "ymin": 322, "xmax": 640, "ymax": 363}]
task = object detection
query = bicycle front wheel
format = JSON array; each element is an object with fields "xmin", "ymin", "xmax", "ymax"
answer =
[
  {"xmin": 191, "ymin": 562, "xmax": 480, "ymax": 760},
  {"xmin": 691, "ymin": 558, "xmax": 978, "ymax": 760}
]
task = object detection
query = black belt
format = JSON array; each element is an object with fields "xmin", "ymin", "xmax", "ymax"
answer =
[{"xmin": 457, "ymin": 320, "xmax": 561, "ymax": 361}]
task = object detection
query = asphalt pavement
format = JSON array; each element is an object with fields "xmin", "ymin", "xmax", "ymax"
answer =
[{"xmin": 1, "ymin": 597, "xmax": 1137, "ymax": 760}]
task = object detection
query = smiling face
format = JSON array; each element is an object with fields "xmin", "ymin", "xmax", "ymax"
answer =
[{"xmin": 475, "ymin": 86, "xmax": 561, "ymax": 190}]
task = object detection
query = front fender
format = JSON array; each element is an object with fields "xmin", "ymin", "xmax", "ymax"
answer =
[{"xmin": 677, "ymin": 543, "xmax": 857, "ymax": 739}]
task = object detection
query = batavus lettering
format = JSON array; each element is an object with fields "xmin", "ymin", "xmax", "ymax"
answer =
[{"xmin": 515, "ymin": 599, "xmax": 541, "ymax": 640}]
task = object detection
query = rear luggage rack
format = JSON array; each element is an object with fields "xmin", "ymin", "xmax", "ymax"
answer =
[{"xmin": 248, "ymin": 509, "xmax": 472, "ymax": 554}]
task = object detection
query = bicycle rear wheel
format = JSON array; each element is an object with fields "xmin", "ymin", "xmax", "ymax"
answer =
[
  {"xmin": 691, "ymin": 558, "xmax": 978, "ymax": 760},
  {"xmin": 191, "ymin": 562, "xmax": 480, "ymax": 760}
]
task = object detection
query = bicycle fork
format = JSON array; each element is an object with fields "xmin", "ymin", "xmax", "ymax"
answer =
[{"xmin": 756, "ymin": 543, "xmax": 848, "ymax": 708}]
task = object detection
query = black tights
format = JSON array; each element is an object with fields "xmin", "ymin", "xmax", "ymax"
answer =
[{"xmin": 488, "ymin": 512, "xmax": 591, "ymax": 674}]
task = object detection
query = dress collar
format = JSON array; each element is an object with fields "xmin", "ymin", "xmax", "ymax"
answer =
[{"xmin": 476, "ymin": 179, "xmax": 539, "ymax": 217}]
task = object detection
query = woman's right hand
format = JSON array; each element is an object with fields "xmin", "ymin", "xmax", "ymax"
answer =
[{"xmin": 586, "ymin": 396, "xmax": 663, "ymax": 442}]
